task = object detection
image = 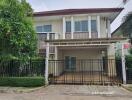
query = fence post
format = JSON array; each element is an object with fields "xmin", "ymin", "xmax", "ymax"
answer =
[
  {"xmin": 121, "ymin": 43, "xmax": 127, "ymax": 84},
  {"xmin": 45, "ymin": 43, "xmax": 49, "ymax": 85}
]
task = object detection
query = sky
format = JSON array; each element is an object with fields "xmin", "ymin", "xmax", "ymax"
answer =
[{"xmin": 27, "ymin": 0, "xmax": 132, "ymax": 33}]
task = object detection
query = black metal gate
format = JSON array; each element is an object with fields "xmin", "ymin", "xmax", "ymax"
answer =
[{"xmin": 48, "ymin": 59, "xmax": 123, "ymax": 85}]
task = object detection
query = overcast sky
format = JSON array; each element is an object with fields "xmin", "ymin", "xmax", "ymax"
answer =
[{"xmin": 27, "ymin": 0, "xmax": 132, "ymax": 33}]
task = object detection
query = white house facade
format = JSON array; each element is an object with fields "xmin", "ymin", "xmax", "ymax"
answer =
[{"xmin": 33, "ymin": 8, "xmax": 127, "ymax": 85}]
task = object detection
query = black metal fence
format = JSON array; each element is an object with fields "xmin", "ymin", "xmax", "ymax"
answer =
[
  {"xmin": 0, "ymin": 59, "xmax": 45, "ymax": 77},
  {"xmin": 115, "ymin": 59, "xmax": 123, "ymax": 83},
  {"xmin": 48, "ymin": 59, "xmax": 123, "ymax": 85},
  {"xmin": 126, "ymin": 60, "xmax": 132, "ymax": 84}
]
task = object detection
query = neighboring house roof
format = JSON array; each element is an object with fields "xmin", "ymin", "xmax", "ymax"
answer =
[
  {"xmin": 33, "ymin": 8, "xmax": 123, "ymax": 17},
  {"xmin": 111, "ymin": 24, "xmax": 123, "ymax": 36}
]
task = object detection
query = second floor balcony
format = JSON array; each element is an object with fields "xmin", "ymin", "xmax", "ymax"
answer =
[{"xmin": 37, "ymin": 32, "xmax": 99, "ymax": 42}]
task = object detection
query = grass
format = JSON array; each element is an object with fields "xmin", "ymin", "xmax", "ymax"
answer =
[
  {"xmin": 125, "ymin": 86, "xmax": 132, "ymax": 92},
  {"xmin": 0, "ymin": 77, "xmax": 45, "ymax": 87}
]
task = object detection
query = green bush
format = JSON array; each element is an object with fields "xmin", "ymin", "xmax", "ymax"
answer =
[{"xmin": 0, "ymin": 77, "xmax": 45, "ymax": 87}]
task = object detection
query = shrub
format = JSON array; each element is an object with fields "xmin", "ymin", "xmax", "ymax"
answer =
[{"xmin": 0, "ymin": 77, "xmax": 44, "ymax": 87}]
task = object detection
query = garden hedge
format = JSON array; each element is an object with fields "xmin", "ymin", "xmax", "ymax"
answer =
[{"xmin": 0, "ymin": 77, "xmax": 44, "ymax": 87}]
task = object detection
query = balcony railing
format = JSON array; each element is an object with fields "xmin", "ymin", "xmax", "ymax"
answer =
[
  {"xmin": 65, "ymin": 32, "xmax": 98, "ymax": 39},
  {"xmin": 37, "ymin": 32, "xmax": 98, "ymax": 41},
  {"xmin": 37, "ymin": 33, "xmax": 59, "ymax": 41},
  {"xmin": 73, "ymin": 32, "xmax": 89, "ymax": 39},
  {"xmin": 37, "ymin": 33, "xmax": 59, "ymax": 50}
]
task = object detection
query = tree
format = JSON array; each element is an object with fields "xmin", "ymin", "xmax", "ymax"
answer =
[
  {"xmin": 0, "ymin": 0, "xmax": 37, "ymax": 61},
  {"xmin": 121, "ymin": 12, "xmax": 132, "ymax": 38}
]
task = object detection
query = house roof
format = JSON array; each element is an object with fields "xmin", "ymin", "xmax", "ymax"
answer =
[{"xmin": 33, "ymin": 8, "xmax": 123, "ymax": 17}]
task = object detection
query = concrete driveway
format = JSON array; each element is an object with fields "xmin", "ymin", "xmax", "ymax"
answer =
[{"xmin": 0, "ymin": 85, "xmax": 132, "ymax": 100}]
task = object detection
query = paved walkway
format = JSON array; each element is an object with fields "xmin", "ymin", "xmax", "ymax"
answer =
[{"xmin": 0, "ymin": 85, "xmax": 132, "ymax": 100}]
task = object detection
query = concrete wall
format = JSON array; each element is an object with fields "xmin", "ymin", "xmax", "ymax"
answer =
[
  {"xmin": 48, "ymin": 60, "xmax": 64, "ymax": 76},
  {"xmin": 58, "ymin": 49, "xmax": 103, "ymax": 59},
  {"xmin": 58, "ymin": 48, "xmax": 105, "ymax": 72},
  {"xmin": 100, "ymin": 17, "xmax": 107, "ymax": 38}
]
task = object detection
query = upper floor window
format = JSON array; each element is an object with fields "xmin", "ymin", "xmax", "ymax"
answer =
[
  {"xmin": 66, "ymin": 21, "xmax": 71, "ymax": 32},
  {"xmin": 36, "ymin": 26, "xmax": 43, "ymax": 32},
  {"xmin": 44, "ymin": 25, "xmax": 52, "ymax": 32},
  {"xmin": 74, "ymin": 20, "xmax": 88, "ymax": 32},
  {"xmin": 91, "ymin": 20, "xmax": 97, "ymax": 33},
  {"xmin": 36, "ymin": 25, "xmax": 52, "ymax": 32}
]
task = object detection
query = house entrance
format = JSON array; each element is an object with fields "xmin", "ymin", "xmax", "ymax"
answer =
[{"xmin": 65, "ymin": 56, "xmax": 76, "ymax": 71}]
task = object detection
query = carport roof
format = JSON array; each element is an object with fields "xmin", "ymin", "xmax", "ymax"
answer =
[
  {"xmin": 45, "ymin": 38, "xmax": 127, "ymax": 42},
  {"xmin": 45, "ymin": 38, "xmax": 127, "ymax": 46}
]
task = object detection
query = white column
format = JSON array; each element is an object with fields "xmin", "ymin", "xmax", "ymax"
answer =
[
  {"xmin": 45, "ymin": 43, "xmax": 49, "ymax": 85},
  {"xmin": 55, "ymin": 33, "xmax": 58, "ymax": 39},
  {"xmin": 121, "ymin": 43, "xmax": 127, "ymax": 84},
  {"xmin": 107, "ymin": 19, "xmax": 111, "ymax": 38},
  {"xmin": 88, "ymin": 16, "xmax": 91, "ymax": 38},
  {"xmin": 55, "ymin": 46, "xmax": 58, "ymax": 60},
  {"xmin": 71, "ymin": 16, "xmax": 74, "ymax": 39},
  {"xmin": 97, "ymin": 16, "xmax": 101, "ymax": 38},
  {"xmin": 47, "ymin": 33, "xmax": 49, "ymax": 40},
  {"xmin": 63, "ymin": 17, "xmax": 66, "ymax": 39}
]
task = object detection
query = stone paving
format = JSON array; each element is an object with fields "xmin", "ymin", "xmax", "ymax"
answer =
[
  {"xmin": 0, "ymin": 85, "xmax": 132, "ymax": 100},
  {"xmin": 35, "ymin": 85, "xmax": 132, "ymax": 96}
]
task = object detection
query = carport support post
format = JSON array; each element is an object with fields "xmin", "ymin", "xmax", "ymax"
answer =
[
  {"xmin": 121, "ymin": 43, "xmax": 127, "ymax": 84},
  {"xmin": 45, "ymin": 43, "xmax": 49, "ymax": 85},
  {"xmin": 55, "ymin": 46, "xmax": 58, "ymax": 76}
]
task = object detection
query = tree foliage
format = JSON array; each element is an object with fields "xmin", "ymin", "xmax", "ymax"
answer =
[
  {"xmin": 0, "ymin": 0, "xmax": 37, "ymax": 60},
  {"xmin": 121, "ymin": 12, "xmax": 132, "ymax": 37}
]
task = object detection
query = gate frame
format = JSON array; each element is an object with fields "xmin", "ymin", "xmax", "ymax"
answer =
[{"xmin": 48, "ymin": 59, "xmax": 122, "ymax": 85}]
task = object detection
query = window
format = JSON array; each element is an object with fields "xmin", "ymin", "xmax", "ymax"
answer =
[
  {"xmin": 66, "ymin": 21, "xmax": 71, "ymax": 32},
  {"xmin": 36, "ymin": 25, "xmax": 52, "ymax": 32},
  {"xmin": 74, "ymin": 20, "xmax": 88, "ymax": 32},
  {"xmin": 36, "ymin": 26, "xmax": 43, "ymax": 32},
  {"xmin": 75, "ymin": 21, "xmax": 80, "ymax": 32},
  {"xmin": 81, "ymin": 21, "xmax": 88, "ymax": 32},
  {"xmin": 43, "ymin": 25, "xmax": 52, "ymax": 32},
  {"xmin": 91, "ymin": 20, "xmax": 97, "ymax": 33}
]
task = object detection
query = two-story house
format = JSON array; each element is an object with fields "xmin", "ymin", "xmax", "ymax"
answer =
[{"xmin": 34, "ymin": 8, "xmax": 126, "ymax": 85}]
